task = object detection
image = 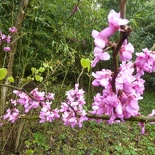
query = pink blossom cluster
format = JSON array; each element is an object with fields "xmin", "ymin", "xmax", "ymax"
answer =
[
  {"xmin": 119, "ymin": 40, "xmax": 134, "ymax": 61},
  {"xmin": 9, "ymin": 27, "xmax": 17, "ymax": 33},
  {"xmin": 60, "ymin": 84, "xmax": 88, "ymax": 127},
  {"xmin": 90, "ymin": 10, "xmax": 155, "ymax": 133},
  {"xmin": 91, "ymin": 10, "xmax": 129, "ymax": 67},
  {"xmin": 5, "ymin": 88, "xmax": 60, "ymax": 124},
  {"xmin": 3, "ymin": 108, "xmax": 20, "ymax": 123},
  {"xmin": 91, "ymin": 62, "xmax": 145, "ymax": 124},
  {"xmin": 0, "ymin": 27, "xmax": 17, "ymax": 52},
  {"xmin": 12, "ymin": 89, "xmax": 41, "ymax": 112},
  {"xmin": 135, "ymin": 48, "xmax": 155, "ymax": 77},
  {"xmin": 39, "ymin": 107, "xmax": 60, "ymax": 123}
]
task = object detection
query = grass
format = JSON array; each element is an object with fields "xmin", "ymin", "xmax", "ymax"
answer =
[{"xmin": 19, "ymin": 120, "xmax": 155, "ymax": 155}]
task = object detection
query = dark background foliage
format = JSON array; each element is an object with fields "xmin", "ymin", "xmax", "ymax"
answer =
[{"xmin": 1, "ymin": 0, "xmax": 155, "ymax": 84}]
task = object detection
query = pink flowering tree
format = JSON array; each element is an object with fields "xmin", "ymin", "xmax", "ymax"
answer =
[{"xmin": 1, "ymin": 0, "xmax": 155, "ymax": 141}]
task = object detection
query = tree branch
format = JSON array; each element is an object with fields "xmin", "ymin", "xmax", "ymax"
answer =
[
  {"xmin": 0, "ymin": 84, "xmax": 40, "ymax": 103},
  {"xmin": 86, "ymin": 114, "xmax": 155, "ymax": 123},
  {"xmin": 8, "ymin": 114, "xmax": 155, "ymax": 123},
  {"xmin": 111, "ymin": 0, "xmax": 130, "ymax": 93}
]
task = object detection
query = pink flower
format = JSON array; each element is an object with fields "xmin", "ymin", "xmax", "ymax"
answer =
[
  {"xmin": 60, "ymin": 84, "xmax": 88, "ymax": 127},
  {"xmin": 46, "ymin": 92, "xmax": 55, "ymax": 100},
  {"xmin": 97, "ymin": 10, "xmax": 129, "ymax": 39},
  {"xmin": 3, "ymin": 108, "xmax": 20, "ymax": 123},
  {"xmin": 99, "ymin": 27, "xmax": 115, "ymax": 39},
  {"xmin": 13, "ymin": 90, "xmax": 21, "ymax": 95},
  {"xmin": 125, "ymin": 99, "xmax": 139, "ymax": 116},
  {"xmin": 93, "ymin": 10, "xmax": 129, "ymax": 41},
  {"xmin": 119, "ymin": 41, "xmax": 134, "ymax": 61},
  {"xmin": 116, "ymin": 62, "xmax": 135, "ymax": 85},
  {"xmin": 71, "ymin": 6, "xmax": 78, "ymax": 15},
  {"xmin": 3, "ymin": 47, "xmax": 11, "ymax": 52},
  {"xmin": 92, "ymin": 69, "xmax": 112, "ymax": 88},
  {"xmin": 108, "ymin": 10, "xmax": 129, "ymax": 30},
  {"xmin": 9, "ymin": 27, "xmax": 17, "ymax": 33},
  {"xmin": 12, "ymin": 88, "xmax": 55, "ymax": 113},
  {"xmin": 91, "ymin": 10, "xmax": 129, "ymax": 67},
  {"xmin": 1, "ymin": 34, "xmax": 7, "ymax": 40},
  {"xmin": 148, "ymin": 109, "xmax": 155, "ymax": 117},
  {"xmin": 90, "ymin": 58, "xmax": 145, "ymax": 124},
  {"xmin": 30, "ymin": 88, "xmax": 45, "ymax": 101},
  {"xmin": 115, "ymin": 102, "xmax": 123, "ymax": 115},
  {"xmin": 135, "ymin": 48, "xmax": 155, "ymax": 77},
  {"xmin": 123, "ymin": 82, "xmax": 133, "ymax": 94},
  {"xmin": 91, "ymin": 47, "xmax": 110, "ymax": 67},
  {"xmin": 138, "ymin": 122, "xmax": 145, "ymax": 134},
  {"xmin": 92, "ymin": 30, "xmax": 107, "ymax": 49},
  {"xmin": 6, "ymin": 35, "xmax": 11, "ymax": 43},
  {"xmin": 39, "ymin": 107, "xmax": 60, "ymax": 123}
]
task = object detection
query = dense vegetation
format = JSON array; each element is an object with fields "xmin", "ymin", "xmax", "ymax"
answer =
[
  {"xmin": 1, "ymin": 0, "xmax": 155, "ymax": 154},
  {"xmin": 1, "ymin": 0, "xmax": 155, "ymax": 83}
]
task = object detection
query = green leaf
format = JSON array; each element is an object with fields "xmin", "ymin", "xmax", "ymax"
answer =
[
  {"xmin": 26, "ymin": 149, "xmax": 34, "ymax": 155},
  {"xmin": 35, "ymin": 69, "xmax": 39, "ymax": 74},
  {"xmin": 80, "ymin": 58, "xmax": 91, "ymax": 72},
  {"xmin": 0, "ymin": 68, "xmax": 7, "ymax": 80},
  {"xmin": 8, "ymin": 76, "xmax": 14, "ymax": 83},
  {"xmin": 35, "ymin": 75, "xmax": 43, "ymax": 82},
  {"xmin": 43, "ymin": 62, "xmax": 49, "ymax": 68},
  {"xmin": 31, "ymin": 67, "xmax": 36, "ymax": 74},
  {"xmin": 39, "ymin": 67, "xmax": 45, "ymax": 73}
]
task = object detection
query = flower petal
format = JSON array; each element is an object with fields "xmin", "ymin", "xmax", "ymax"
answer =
[
  {"xmin": 99, "ymin": 27, "xmax": 115, "ymax": 38},
  {"xmin": 94, "ymin": 38, "xmax": 106, "ymax": 49},
  {"xmin": 92, "ymin": 30, "xmax": 99, "ymax": 38},
  {"xmin": 101, "ymin": 52, "xmax": 110, "ymax": 60}
]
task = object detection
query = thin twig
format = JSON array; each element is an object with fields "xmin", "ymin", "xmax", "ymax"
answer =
[{"xmin": 0, "ymin": 84, "xmax": 38, "ymax": 102}]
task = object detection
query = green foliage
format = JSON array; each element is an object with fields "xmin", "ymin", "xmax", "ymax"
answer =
[
  {"xmin": 80, "ymin": 58, "xmax": 91, "ymax": 72},
  {"xmin": 0, "ymin": 68, "xmax": 7, "ymax": 80},
  {"xmin": 128, "ymin": 0, "xmax": 155, "ymax": 51},
  {"xmin": 0, "ymin": 0, "xmax": 108, "ymax": 85},
  {"xmin": 24, "ymin": 132, "xmax": 49, "ymax": 154},
  {"xmin": 7, "ymin": 76, "xmax": 15, "ymax": 83},
  {"xmin": 1, "ymin": 0, "xmax": 154, "ymax": 86}
]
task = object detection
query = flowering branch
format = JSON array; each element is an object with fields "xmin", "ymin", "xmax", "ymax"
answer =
[
  {"xmin": 61, "ymin": 0, "xmax": 81, "ymax": 27},
  {"xmin": 14, "ymin": 114, "xmax": 155, "ymax": 123},
  {"xmin": 0, "ymin": 83, "xmax": 155, "ymax": 134},
  {"xmin": 70, "ymin": 0, "xmax": 80, "ymax": 15},
  {"xmin": 112, "ymin": 0, "xmax": 130, "ymax": 93},
  {"xmin": 0, "ymin": 84, "xmax": 39, "ymax": 103}
]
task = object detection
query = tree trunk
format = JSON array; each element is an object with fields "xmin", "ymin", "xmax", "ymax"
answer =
[
  {"xmin": 0, "ymin": 0, "xmax": 31, "ymax": 152},
  {"xmin": 0, "ymin": 0, "xmax": 31, "ymax": 114}
]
